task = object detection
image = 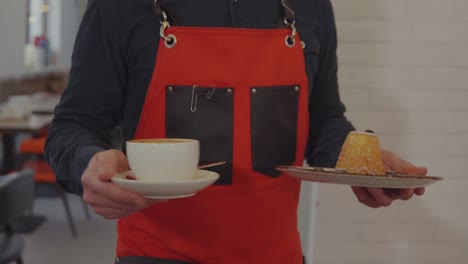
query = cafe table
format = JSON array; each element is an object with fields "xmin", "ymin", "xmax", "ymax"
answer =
[
  {"xmin": 30, "ymin": 94, "xmax": 60, "ymax": 115},
  {"xmin": 0, "ymin": 114, "xmax": 54, "ymax": 174},
  {"xmin": 0, "ymin": 93, "xmax": 59, "ymax": 173}
]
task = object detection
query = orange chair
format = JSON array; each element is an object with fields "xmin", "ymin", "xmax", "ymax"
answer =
[
  {"xmin": 19, "ymin": 137, "xmax": 46, "ymax": 155},
  {"xmin": 19, "ymin": 136, "xmax": 91, "ymax": 238}
]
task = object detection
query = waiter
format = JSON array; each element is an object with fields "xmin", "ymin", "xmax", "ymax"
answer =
[{"xmin": 45, "ymin": 0, "xmax": 427, "ymax": 263}]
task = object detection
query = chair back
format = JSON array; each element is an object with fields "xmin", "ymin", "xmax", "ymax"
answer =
[{"xmin": 0, "ymin": 170, "xmax": 35, "ymax": 226}]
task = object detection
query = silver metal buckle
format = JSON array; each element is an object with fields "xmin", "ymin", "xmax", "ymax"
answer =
[
  {"xmin": 284, "ymin": 20, "xmax": 296, "ymax": 48},
  {"xmin": 160, "ymin": 11, "xmax": 177, "ymax": 48},
  {"xmin": 281, "ymin": 0, "xmax": 296, "ymax": 48}
]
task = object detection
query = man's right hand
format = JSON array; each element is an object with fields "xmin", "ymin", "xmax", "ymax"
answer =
[{"xmin": 81, "ymin": 149, "xmax": 160, "ymax": 219}]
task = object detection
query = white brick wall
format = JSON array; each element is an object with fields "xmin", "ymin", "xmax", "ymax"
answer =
[{"xmin": 314, "ymin": 1, "xmax": 468, "ymax": 263}]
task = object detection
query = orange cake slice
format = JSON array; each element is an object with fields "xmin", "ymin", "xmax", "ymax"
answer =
[{"xmin": 335, "ymin": 131, "xmax": 385, "ymax": 175}]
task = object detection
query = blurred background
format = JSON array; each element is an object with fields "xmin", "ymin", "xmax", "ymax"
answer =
[{"xmin": 0, "ymin": 0, "xmax": 467, "ymax": 264}]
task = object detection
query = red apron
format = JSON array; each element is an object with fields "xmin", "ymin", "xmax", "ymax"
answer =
[{"xmin": 117, "ymin": 2, "xmax": 310, "ymax": 263}]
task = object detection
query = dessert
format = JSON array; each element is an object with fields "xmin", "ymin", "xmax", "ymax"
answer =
[{"xmin": 335, "ymin": 131, "xmax": 385, "ymax": 175}]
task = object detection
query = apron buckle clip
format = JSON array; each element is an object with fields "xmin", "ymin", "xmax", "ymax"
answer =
[{"xmin": 160, "ymin": 11, "xmax": 177, "ymax": 48}]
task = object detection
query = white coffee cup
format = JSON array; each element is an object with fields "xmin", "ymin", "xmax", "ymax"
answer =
[{"xmin": 126, "ymin": 138, "xmax": 199, "ymax": 182}]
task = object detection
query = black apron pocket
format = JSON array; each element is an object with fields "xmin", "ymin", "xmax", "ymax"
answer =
[
  {"xmin": 250, "ymin": 85, "xmax": 300, "ymax": 177},
  {"xmin": 166, "ymin": 85, "xmax": 234, "ymax": 185}
]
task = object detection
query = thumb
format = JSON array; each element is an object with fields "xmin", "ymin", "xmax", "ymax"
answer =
[
  {"xmin": 94, "ymin": 150, "xmax": 129, "ymax": 181},
  {"xmin": 382, "ymin": 150, "xmax": 427, "ymax": 176},
  {"xmin": 404, "ymin": 166, "xmax": 428, "ymax": 176}
]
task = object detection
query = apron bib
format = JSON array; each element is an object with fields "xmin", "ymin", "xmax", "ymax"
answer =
[{"xmin": 117, "ymin": 1, "xmax": 310, "ymax": 263}]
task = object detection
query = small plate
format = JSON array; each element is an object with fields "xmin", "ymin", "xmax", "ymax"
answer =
[
  {"xmin": 277, "ymin": 166, "xmax": 443, "ymax": 189},
  {"xmin": 111, "ymin": 169, "xmax": 219, "ymax": 199}
]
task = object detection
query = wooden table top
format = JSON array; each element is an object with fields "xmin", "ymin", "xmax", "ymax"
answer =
[
  {"xmin": 0, "ymin": 114, "xmax": 54, "ymax": 134},
  {"xmin": 1, "ymin": 94, "xmax": 59, "ymax": 114},
  {"xmin": 30, "ymin": 95, "xmax": 60, "ymax": 114}
]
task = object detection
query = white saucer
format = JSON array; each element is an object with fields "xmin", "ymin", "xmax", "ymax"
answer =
[
  {"xmin": 277, "ymin": 166, "xmax": 443, "ymax": 189},
  {"xmin": 111, "ymin": 169, "xmax": 219, "ymax": 199}
]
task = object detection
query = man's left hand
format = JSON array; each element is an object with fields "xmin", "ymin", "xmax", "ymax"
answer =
[{"xmin": 351, "ymin": 149, "xmax": 427, "ymax": 208}]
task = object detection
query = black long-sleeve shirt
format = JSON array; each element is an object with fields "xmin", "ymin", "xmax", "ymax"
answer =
[{"xmin": 45, "ymin": 0, "xmax": 355, "ymax": 194}]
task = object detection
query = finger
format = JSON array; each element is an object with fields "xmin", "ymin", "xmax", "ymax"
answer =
[
  {"xmin": 381, "ymin": 150, "xmax": 405, "ymax": 171},
  {"xmin": 87, "ymin": 177, "xmax": 146, "ymax": 207},
  {"xmin": 352, "ymin": 187, "xmax": 381, "ymax": 208},
  {"xmin": 397, "ymin": 188, "xmax": 414, "ymax": 201},
  {"xmin": 384, "ymin": 189, "xmax": 401, "ymax": 200},
  {"xmin": 383, "ymin": 163, "xmax": 392, "ymax": 173},
  {"xmin": 367, "ymin": 188, "xmax": 394, "ymax": 207},
  {"xmin": 101, "ymin": 183, "xmax": 146, "ymax": 207},
  {"xmin": 82, "ymin": 165, "xmax": 145, "ymax": 206},
  {"xmin": 385, "ymin": 153, "xmax": 414, "ymax": 173},
  {"xmin": 93, "ymin": 207, "xmax": 134, "ymax": 220},
  {"xmin": 95, "ymin": 151, "xmax": 130, "ymax": 181},
  {"xmin": 83, "ymin": 190, "xmax": 140, "ymax": 212},
  {"xmin": 126, "ymin": 175, "xmax": 137, "ymax": 180},
  {"xmin": 415, "ymin": 187, "xmax": 426, "ymax": 196},
  {"xmin": 381, "ymin": 150, "xmax": 427, "ymax": 176},
  {"xmin": 404, "ymin": 166, "xmax": 428, "ymax": 176}
]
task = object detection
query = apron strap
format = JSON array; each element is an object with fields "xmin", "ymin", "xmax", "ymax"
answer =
[
  {"xmin": 153, "ymin": 0, "xmax": 177, "ymax": 25},
  {"xmin": 153, "ymin": 0, "xmax": 296, "ymax": 28},
  {"xmin": 281, "ymin": 0, "xmax": 295, "ymax": 25},
  {"xmin": 156, "ymin": 0, "xmax": 297, "ymax": 48}
]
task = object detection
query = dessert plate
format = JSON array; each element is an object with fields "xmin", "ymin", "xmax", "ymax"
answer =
[
  {"xmin": 276, "ymin": 166, "xmax": 443, "ymax": 189},
  {"xmin": 111, "ymin": 169, "xmax": 219, "ymax": 199}
]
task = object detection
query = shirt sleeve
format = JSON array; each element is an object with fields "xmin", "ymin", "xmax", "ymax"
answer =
[
  {"xmin": 45, "ymin": 0, "xmax": 126, "ymax": 195},
  {"xmin": 306, "ymin": 1, "xmax": 355, "ymax": 168}
]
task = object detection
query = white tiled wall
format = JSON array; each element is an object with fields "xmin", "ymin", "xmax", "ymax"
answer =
[{"xmin": 314, "ymin": 1, "xmax": 468, "ymax": 263}]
